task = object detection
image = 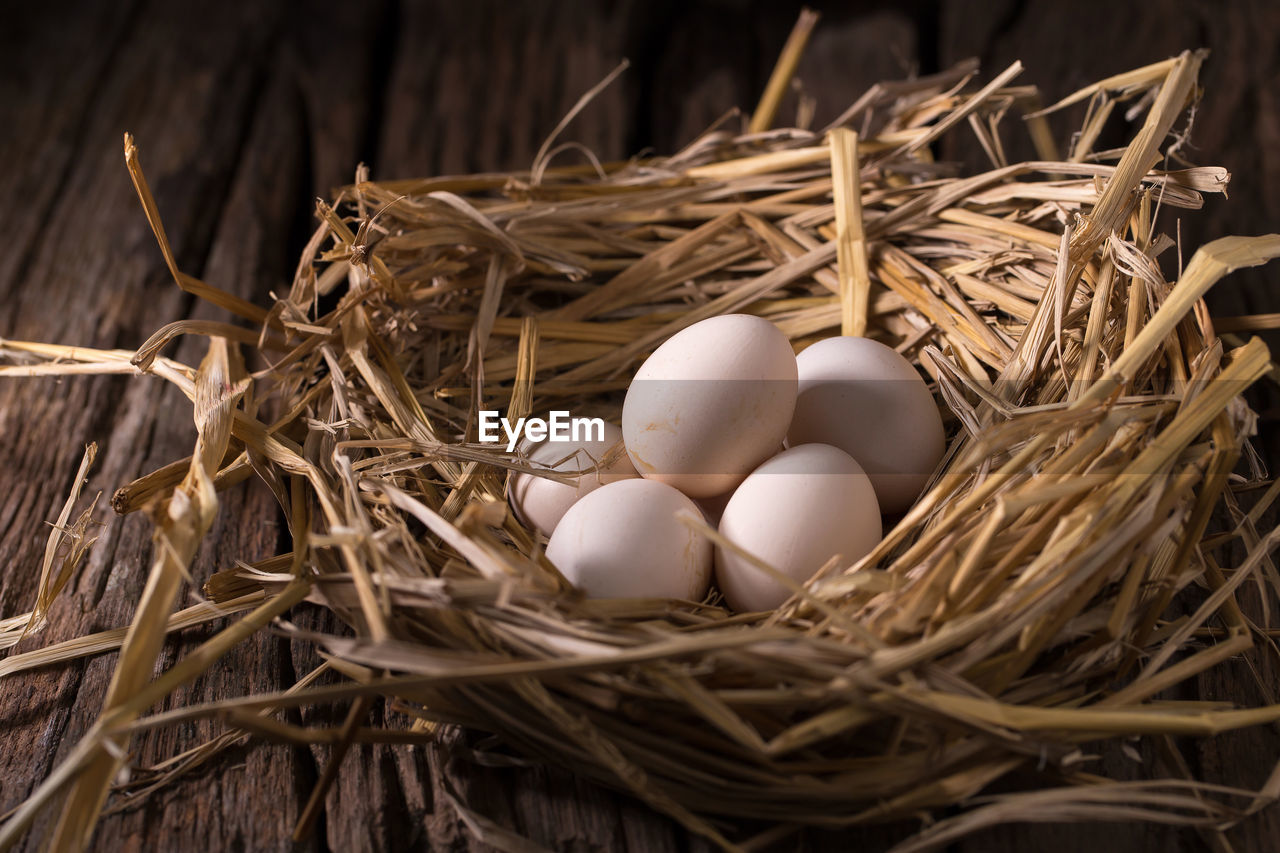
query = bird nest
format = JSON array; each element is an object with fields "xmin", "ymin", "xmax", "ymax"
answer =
[{"xmin": 4, "ymin": 30, "xmax": 1280, "ymax": 852}]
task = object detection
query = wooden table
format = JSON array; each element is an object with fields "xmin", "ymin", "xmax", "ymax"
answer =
[{"xmin": 2, "ymin": 1, "xmax": 1278, "ymax": 849}]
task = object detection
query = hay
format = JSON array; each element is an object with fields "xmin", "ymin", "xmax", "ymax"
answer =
[{"xmin": 3, "ymin": 23, "xmax": 1280, "ymax": 852}]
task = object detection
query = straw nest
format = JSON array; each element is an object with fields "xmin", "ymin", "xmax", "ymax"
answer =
[{"xmin": 4, "ymin": 23, "xmax": 1280, "ymax": 852}]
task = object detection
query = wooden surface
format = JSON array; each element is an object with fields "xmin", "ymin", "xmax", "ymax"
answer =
[{"xmin": 2, "ymin": 1, "xmax": 1279, "ymax": 850}]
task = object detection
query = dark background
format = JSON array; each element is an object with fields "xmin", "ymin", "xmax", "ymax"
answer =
[{"xmin": 2, "ymin": 1, "xmax": 1279, "ymax": 850}]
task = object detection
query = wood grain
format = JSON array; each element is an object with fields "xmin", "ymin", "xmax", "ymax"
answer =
[{"xmin": 0, "ymin": 2, "xmax": 1277, "ymax": 850}]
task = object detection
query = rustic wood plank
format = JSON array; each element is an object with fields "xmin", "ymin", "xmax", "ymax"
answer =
[
  {"xmin": 0, "ymin": 0, "xmax": 379, "ymax": 849},
  {"xmin": 375, "ymin": 0, "xmax": 638, "ymax": 178},
  {"xmin": 88, "ymin": 48, "xmax": 317, "ymax": 853}
]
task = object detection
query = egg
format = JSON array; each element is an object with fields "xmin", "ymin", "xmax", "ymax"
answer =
[
  {"xmin": 715, "ymin": 443, "xmax": 881, "ymax": 612},
  {"xmin": 545, "ymin": 479, "xmax": 712, "ymax": 600},
  {"xmin": 787, "ymin": 336, "xmax": 945, "ymax": 513},
  {"xmin": 508, "ymin": 421, "xmax": 639, "ymax": 537},
  {"xmin": 622, "ymin": 314, "xmax": 798, "ymax": 498}
]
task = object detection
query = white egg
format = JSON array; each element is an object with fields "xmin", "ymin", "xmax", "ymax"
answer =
[
  {"xmin": 546, "ymin": 479, "xmax": 712, "ymax": 600},
  {"xmin": 787, "ymin": 336, "xmax": 945, "ymax": 513},
  {"xmin": 715, "ymin": 443, "xmax": 881, "ymax": 613},
  {"xmin": 622, "ymin": 314, "xmax": 798, "ymax": 498},
  {"xmin": 508, "ymin": 421, "xmax": 638, "ymax": 537}
]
